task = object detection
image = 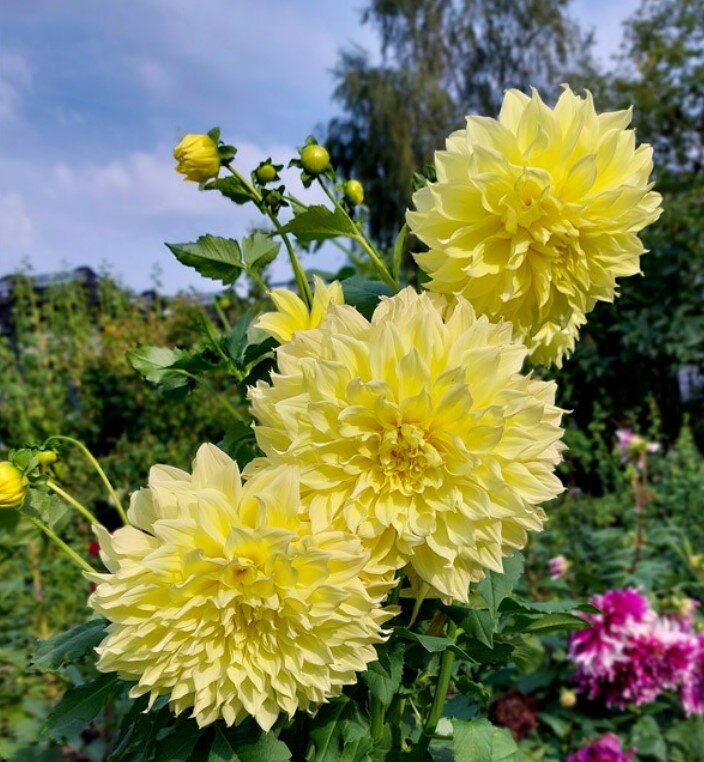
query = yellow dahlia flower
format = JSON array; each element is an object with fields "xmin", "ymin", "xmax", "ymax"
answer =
[
  {"xmin": 0, "ymin": 461, "xmax": 28, "ymax": 509},
  {"xmin": 173, "ymin": 133, "xmax": 220, "ymax": 183},
  {"xmin": 88, "ymin": 444, "xmax": 390, "ymax": 730},
  {"xmin": 255, "ymin": 275, "xmax": 344, "ymax": 343},
  {"xmin": 249, "ymin": 289, "xmax": 565, "ymax": 601},
  {"xmin": 407, "ymin": 87, "xmax": 662, "ymax": 366}
]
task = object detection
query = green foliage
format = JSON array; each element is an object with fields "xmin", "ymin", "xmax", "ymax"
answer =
[{"xmin": 452, "ymin": 718, "xmax": 519, "ymax": 761}]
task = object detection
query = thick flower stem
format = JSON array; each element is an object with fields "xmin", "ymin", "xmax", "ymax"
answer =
[
  {"xmin": 418, "ymin": 619, "xmax": 457, "ymax": 752},
  {"xmin": 226, "ymin": 166, "xmax": 312, "ymax": 307},
  {"xmin": 46, "ymin": 435, "xmax": 127, "ymax": 524},
  {"xmin": 27, "ymin": 516, "xmax": 95, "ymax": 574},
  {"xmin": 47, "ymin": 479, "xmax": 100, "ymax": 525},
  {"xmin": 317, "ymin": 179, "xmax": 398, "ymax": 292},
  {"xmin": 370, "ymin": 695, "xmax": 385, "ymax": 741}
]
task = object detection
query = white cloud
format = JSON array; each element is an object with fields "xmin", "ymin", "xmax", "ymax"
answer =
[
  {"xmin": 0, "ymin": 192, "xmax": 33, "ymax": 248},
  {"xmin": 0, "ymin": 139, "xmax": 338, "ymax": 292},
  {"xmin": 0, "ymin": 51, "xmax": 31, "ymax": 121}
]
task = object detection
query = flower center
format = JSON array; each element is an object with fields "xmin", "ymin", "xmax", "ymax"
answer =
[{"xmin": 377, "ymin": 424, "xmax": 442, "ymax": 494}]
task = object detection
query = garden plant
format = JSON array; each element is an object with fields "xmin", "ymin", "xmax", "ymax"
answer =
[{"xmin": 2, "ymin": 83, "xmax": 704, "ymax": 762}]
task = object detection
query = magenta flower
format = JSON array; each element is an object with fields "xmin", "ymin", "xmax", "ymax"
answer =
[
  {"xmin": 567, "ymin": 733, "xmax": 636, "ymax": 762},
  {"xmin": 570, "ymin": 588, "xmax": 696, "ymax": 708},
  {"xmin": 682, "ymin": 632, "xmax": 704, "ymax": 716}
]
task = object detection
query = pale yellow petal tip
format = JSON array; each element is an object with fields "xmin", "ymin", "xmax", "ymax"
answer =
[
  {"xmin": 89, "ymin": 446, "xmax": 388, "ymax": 730},
  {"xmin": 255, "ymin": 278, "xmax": 345, "ymax": 344},
  {"xmin": 407, "ymin": 86, "xmax": 662, "ymax": 366}
]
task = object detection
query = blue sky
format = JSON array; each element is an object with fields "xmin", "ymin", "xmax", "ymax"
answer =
[{"xmin": 0, "ymin": 0, "xmax": 638, "ymax": 293}]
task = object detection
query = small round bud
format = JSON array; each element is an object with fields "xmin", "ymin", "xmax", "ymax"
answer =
[
  {"xmin": 300, "ymin": 144, "xmax": 330, "ymax": 174},
  {"xmin": 559, "ymin": 689, "xmax": 577, "ymax": 709},
  {"xmin": 37, "ymin": 451, "xmax": 58, "ymax": 467},
  {"xmin": 344, "ymin": 179, "xmax": 364, "ymax": 206},
  {"xmin": 0, "ymin": 461, "xmax": 28, "ymax": 509},
  {"xmin": 264, "ymin": 190, "xmax": 283, "ymax": 207},
  {"xmin": 256, "ymin": 163, "xmax": 277, "ymax": 184}
]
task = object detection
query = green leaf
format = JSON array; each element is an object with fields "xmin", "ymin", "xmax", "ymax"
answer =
[
  {"xmin": 242, "ymin": 232, "xmax": 280, "ymax": 273},
  {"xmin": 154, "ymin": 719, "xmax": 201, "ymax": 760},
  {"xmin": 477, "ymin": 553, "xmax": 524, "ymax": 617},
  {"xmin": 360, "ymin": 641, "xmax": 404, "ymax": 707},
  {"xmin": 504, "ymin": 612, "xmax": 589, "ymax": 635},
  {"xmin": 33, "ymin": 619, "xmax": 106, "ymax": 671},
  {"xmin": 394, "ymin": 627, "xmax": 453, "ymax": 653},
  {"xmin": 128, "ymin": 346, "xmax": 187, "ymax": 385},
  {"xmin": 461, "ymin": 610, "xmax": 495, "ymax": 648},
  {"xmin": 206, "ymin": 175, "xmax": 257, "ymax": 205},
  {"xmin": 631, "ymin": 716, "xmax": 667, "ymax": 761},
  {"xmin": 230, "ymin": 732, "xmax": 292, "ymax": 762},
  {"xmin": 225, "ymin": 310, "xmax": 254, "ymax": 363},
  {"xmin": 279, "ymin": 205, "xmax": 358, "ymax": 244},
  {"xmin": 452, "ymin": 718, "xmax": 519, "ymax": 762},
  {"xmin": 341, "ymin": 276, "xmax": 393, "ymax": 319},
  {"xmin": 208, "ymin": 728, "xmax": 239, "ymax": 762},
  {"xmin": 21, "ymin": 490, "xmax": 70, "ymax": 531},
  {"xmin": 306, "ymin": 696, "xmax": 373, "ymax": 762},
  {"xmin": 499, "ymin": 598, "xmax": 599, "ymax": 615},
  {"xmin": 391, "ymin": 223, "xmax": 408, "ymax": 280},
  {"xmin": 44, "ymin": 673, "xmax": 121, "ymax": 739},
  {"xmin": 166, "ymin": 235, "xmax": 245, "ymax": 284}
]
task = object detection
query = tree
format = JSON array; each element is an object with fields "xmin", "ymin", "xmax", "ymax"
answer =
[
  {"xmin": 610, "ymin": 0, "xmax": 704, "ymax": 177},
  {"xmin": 326, "ymin": 0, "xmax": 595, "ymax": 245}
]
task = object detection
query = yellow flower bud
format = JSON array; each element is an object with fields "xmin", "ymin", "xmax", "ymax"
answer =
[
  {"xmin": 173, "ymin": 134, "xmax": 221, "ymax": 183},
  {"xmin": 256, "ymin": 163, "xmax": 277, "ymax": 184},
  {"xmin": 559, "ymin": 689, "xmax": 577, "ymax": 709},
  {"xmin": 36, "ymin": 451, "xmax": 58, "ymax": 466},
  {"xmin": 300, "ymin": 144, "xmax": 330, "ymax": 174},
  {"xmin": 0, "ymin": 461, "xmax": 28, "ymax": 509},
  {"xmin": 344, "ymin": 179, "xmax": 364, "ymax": 206}
]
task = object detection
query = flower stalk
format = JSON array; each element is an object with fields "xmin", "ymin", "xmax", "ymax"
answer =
[{"xmin": 46, "ymin": 435, "xmax": 127, "ymax": 524}]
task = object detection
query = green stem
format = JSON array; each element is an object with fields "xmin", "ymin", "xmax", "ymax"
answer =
[
  {"xmin": 316, "ymin": 179, "xmax": 397, "ymax": 291},
  {"xmin": 226, "ymin": 166, "xmax": 312, "ymax": 307},
  {"xmin": 46, "ymin": 480, "xmax": 100, "ymax": 525},
  {"xmin": 27, "ymin": 516, "xmax": 95, "ymax": 574},
  {"xmin": 213, "ymin": 298, "xmax": 231, "ymax": 331},
  {"xmin": 418, "ymin": 619, "xmax": 457, "ymax": 752},
  {"xmin": 46, "ymin": 436, "xmax": 128, "ymax": 525},
  {"xmin": 370, "ymin": 695, "xmax": 385, "ymax": 742}
]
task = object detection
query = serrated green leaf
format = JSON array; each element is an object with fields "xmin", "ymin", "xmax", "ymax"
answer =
[
  {"xmin": 33, "ymin": 619, "xmax": 106, "ymax": 671},
  {"xmin": 208, "ymin": 727, "xmax": 240, "ymax": 762},
  {"xmin": 477, "ymin": 553, "xmax": 524, "ymax": 617},
  {"xmin": 232, "ymin": 732, "xmax": 292, "ymax": 762},
  {"xmin": 340, "ymin": 277, "xmax": 393, "ymax": 319},
  {"xmin": 452, "ymin": 718, "xmax": 519, "ymax": 761},
  {"xmin": 242, "ymin": 232, "xmax": 280, "ymax": 273},
  {"xmin": 206, "ymin": 175, "xmax": 257, "ymax": 205},
  {"xmin": 166, "ymin": 235, "xmax": 245, "ymax": 284},
  {"xmin": 279, "ymin": 205, "xmax": 358, "ymax": 244},
  {"xmin": 44, "ymin": 673, "xmax": 121, "ymax": 740},
  {"xmin": 154, "ymin": 719, "xmax": 201, "ymax": 760},
  {"xmin": 306, "ymin": 696, "xmax": 373, "ymax": 762},
  {"xmin": 21, "ymin": 490, "xmax": 70, "ymax": 530},
  {"xmin": 225, "ymin": 310, "xmax": 254, "ymax": 363},
  {"xmin": 461, "ymin": 610, "xmax": 495, "ymax": 648},
  {"xmin": 360, "ymin": 641, "xmax": 404, "ymax": 707},
  {"xmin": 127, "ymin": 346, "xmax": 187, "ymax": 384},
  {"xmin": 504, "ymin": 612, "xmax": 589, "ymax": 634}
]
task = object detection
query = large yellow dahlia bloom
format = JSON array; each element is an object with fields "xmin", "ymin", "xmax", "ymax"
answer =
[
  {"xmin": 249, "ymin": 289, "xmax": 565, "ymax": 600},
  {"xmin": 88, "ymin": 444, "xmax": 390, "ymax": 730},
  {"xmin": 407, "ymin": 87, "xmax": 662, "ymax": 366}
]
